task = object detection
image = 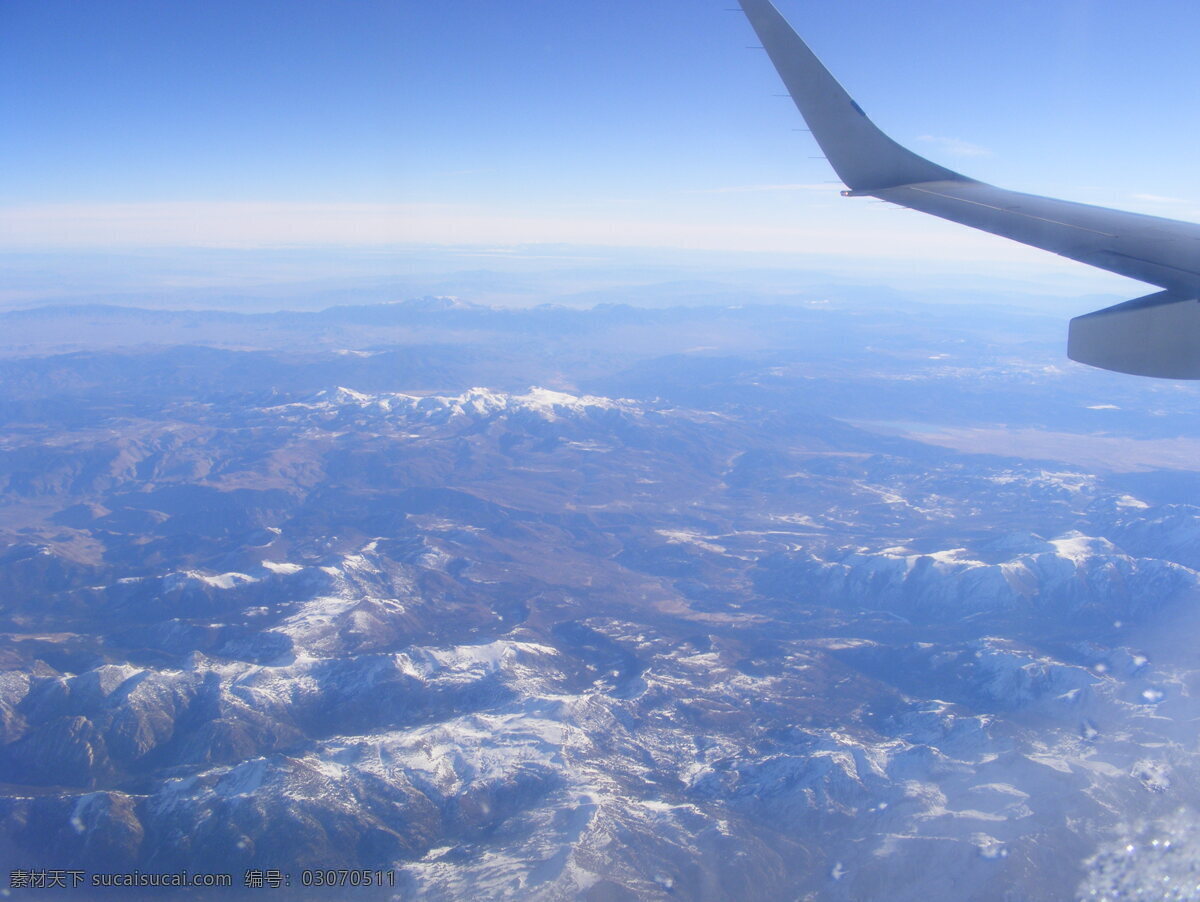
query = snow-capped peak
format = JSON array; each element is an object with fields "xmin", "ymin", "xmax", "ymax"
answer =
[{"xmin": 284, "ymin": 386, "xmax": 633, "ymax": 422}]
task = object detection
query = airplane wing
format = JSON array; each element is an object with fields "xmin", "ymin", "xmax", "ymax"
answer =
[{"xmin": 738, "ymin": 0, "xmax": 1200, "ymax": 378}]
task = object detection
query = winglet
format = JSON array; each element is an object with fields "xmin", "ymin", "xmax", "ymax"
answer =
[{"xmin": 738, "ymin": 0, "xmax": 967, "ymax": 191}]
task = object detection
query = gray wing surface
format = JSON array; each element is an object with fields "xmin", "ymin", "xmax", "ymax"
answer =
[{"xmin": 738, "ymin": 0, "xmax": 1200, "ymax": 378}]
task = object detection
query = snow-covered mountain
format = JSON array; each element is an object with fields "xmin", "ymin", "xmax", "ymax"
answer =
[{"xmin": 2, "ymin": 300, "xmax": 1200, "ymax": 900}]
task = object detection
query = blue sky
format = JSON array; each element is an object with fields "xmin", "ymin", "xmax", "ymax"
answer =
[{"xmin": 4, "ymin": 0, "xmax": 1200, "ymax": 299}]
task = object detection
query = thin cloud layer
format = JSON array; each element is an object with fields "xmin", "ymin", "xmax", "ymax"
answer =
[
  {"xmin": 0, "ymin": 200, "xmax": 1072, "ymax": 263},
  {"xmin": 686, "ymin": 183, "xmax": 839, "ymax": 195}
]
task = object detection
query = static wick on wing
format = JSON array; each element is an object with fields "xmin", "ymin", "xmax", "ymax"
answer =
[{"xmin": 736, "ymin": 0, "xmax": 1200, "ymax": 379}]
